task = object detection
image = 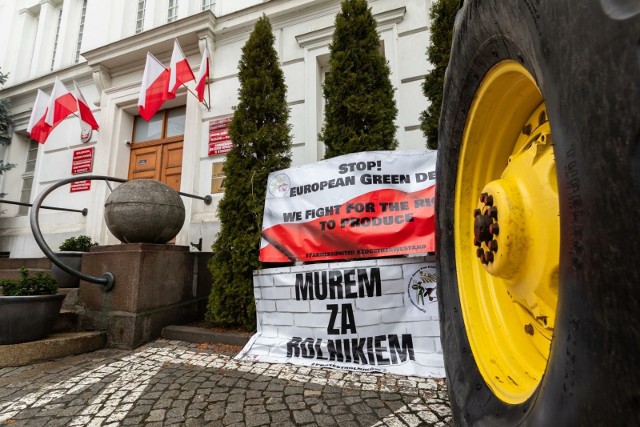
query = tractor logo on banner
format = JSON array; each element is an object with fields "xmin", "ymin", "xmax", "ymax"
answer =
[{"xmin": 407, "ymin": 265, "xmax": 437, "ymax": 313}]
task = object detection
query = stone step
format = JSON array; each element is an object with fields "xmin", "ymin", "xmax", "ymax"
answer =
[
  {"xmin": 53, "ymin": 309, "xmax": 79, "ymax": 333},
  {"xmin": 162, "ymin": 325, "xmax": 252, "ymax": 347},
  {"xmin": 0, "ymin": 268, "xmax": 54, "ymax": 281},
  {"xmin": 0, "ymin": 258, "xmax": 51, "ymax": 270},
  {"xmin": 0, "ymin": 331, "xmax": 107, "ymax": 368},
  {"xmin": 59, "ymin": 287, "xmax": 79, "ymax": 309}
]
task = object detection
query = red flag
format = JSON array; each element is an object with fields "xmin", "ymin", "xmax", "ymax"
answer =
[
  {"xmin": 195, "ymin": 47, "xmax": 210, "ymax": 102},
  {"xmin": 45, "ymin": 77, "xmax": 77, "ymax": 128},
  {"xmin": 168, "ymin": 39, "xmax": 195, "ymax": 96},
  {"xmin": 138, "ymin": 53, "xmax": 171, "ymax": 121},
  {"xmin": 73, "ymin": 80, "xmax": 99, "ymax": 130},
  {"xmin": 27, "ymin": 90, "xmax": 53, "ymax": 144}
]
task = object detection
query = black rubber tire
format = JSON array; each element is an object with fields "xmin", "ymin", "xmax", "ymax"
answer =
[{"xmin": 436, "ymin": 1, "xmax": 640, "ymax": 425}]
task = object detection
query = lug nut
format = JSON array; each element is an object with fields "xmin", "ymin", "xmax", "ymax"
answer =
[
  {"xmin": 485, "ymin": 195, "xmax": 493, "ymax": 206},
  {"xmin": 524, "ymin": 324, "xmax": 534, "ymax": 335},
  {"xmin": 474, "ymin": 208, "xmax": 481, "ymax": 217},
  {"xmin": 476, "ymin": 248, "xmax": 484, "ymax": 258},
  {"xmin": 488, "ymin": 240, "xmax": 498, "ymax": 252},
  {"xmin": 484, "ymin": 251, "xmax": 494, "ymax": 263},
  {"xmin": 474, "ymin": 238, "xmax": 481, "ymax": 247},
  {"xmin": 489, "ymin": 223, "xmax": 499, "ymax": 235},
  {"xmin": 522, "ymin": 123, "xmax": 532, "ymax": 136},
  {"xmin": 488, "ymin": 206, "xmax": 498, "ymax": 219},
  {"xmin": 480, "ymin": 193, "xmax": 488, "ymax": 204}
]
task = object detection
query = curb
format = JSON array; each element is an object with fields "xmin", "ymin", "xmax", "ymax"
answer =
[
  {"xmin": 161, "ymin": 325, "xmax": 252, "ymax": 347},
  {"xmin": 0, "ymin": 331, "xmax": 107, "ymax": 368}
]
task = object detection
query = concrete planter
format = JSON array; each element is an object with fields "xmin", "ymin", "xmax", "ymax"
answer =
[
  {"xmin": 51, "ymin": 252, "xmax": 84, "ymax": 288},
  {"xmin": 0, "ymin": 294, "xmax": 65, "ymax": 344}
]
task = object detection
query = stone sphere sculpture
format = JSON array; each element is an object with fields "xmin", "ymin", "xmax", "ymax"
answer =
[{"xmin": 104, "ymin": 180, "xmax": 185, "ymax": 244}]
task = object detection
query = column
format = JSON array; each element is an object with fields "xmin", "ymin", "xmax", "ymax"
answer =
[{"xmin": 29, "ymin": 0, "xmax": 58, "ymax": 78}]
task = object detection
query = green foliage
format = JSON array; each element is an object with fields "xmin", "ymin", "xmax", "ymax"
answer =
[
  {"xmin": 319, "ymin": 0, "xmax": 398, "ymax": 158},
  {"xmin": 421, "ymin": 0, "xmax": 459, "ymax": 150},
  {"xmin": 0, "ymin": 267, "xmax": 58, "ymax": 296},
  {"xmin": 59, "ymin": 235, "xmax": 98, "ymax": 252},
  {"xmin": 207, "ymin": 15, "xmax": 292, "ymax": 331},
  {"xmin": 0, "ymin": 69, "xmax": 16, "ymax": 186}
]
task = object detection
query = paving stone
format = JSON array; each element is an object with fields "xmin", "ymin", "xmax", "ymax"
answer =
[
  {"xmin": 145, "ymin": 409, "xmax": 166, "ymax": 422},
  {"xmin": 292, "ymin": 409, "xmax": 315, "ymax": 424},
  {"xmin": 270, "ymin": 410, "xmax": 292, "ymax": 423},
  {"xmin": 222, "ymin": 411, "xmax": 244, "ymax": 425},
  {"xmin": 246, "ymin": 411, "xmax": 270, "ymax": 426}
]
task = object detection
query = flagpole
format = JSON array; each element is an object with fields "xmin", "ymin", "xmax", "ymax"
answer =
[
  {"xmin": 206, "ymin": 39, "xmax": 211, "ymax": 112},
  {"xmin": 180, "ymin": 83, "xmax": 209, "ymax": 109},
  {"xmin": 207, "ymin": 75, "xmax": 211, "ymax": 112}
]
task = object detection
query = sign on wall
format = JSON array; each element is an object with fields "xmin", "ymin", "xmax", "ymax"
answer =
[
  {"xmin": 259, "ymin": 151, "xmax": 437, "ymax": 262},
  {"xmin": 71, "ymin": 147, "xmax": 94, "ymax": 175},
  {"xmin": 237, "ymin": 258, "xmax": 444, "ymax": 377},
  {"xmin": 208, "ymin": 117, "xmax": 233, "ymax": 156},
  {"xmin": 70, "ymin": 180, "xmax": 91, "ymax": 193}
]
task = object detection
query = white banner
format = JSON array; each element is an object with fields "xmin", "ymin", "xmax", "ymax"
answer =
[
  {"xmin": 237, "ymin": 258, "xmax": 445, "ymax": 377},
  {"xmin": 259, "ymin": 150, "xmax": 437, "ymax": 262}
]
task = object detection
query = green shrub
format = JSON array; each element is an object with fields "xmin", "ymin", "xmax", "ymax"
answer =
[
  {"xmin": 319, "ymin": 0, "xmax": 398, "ymax": 158},
  {"xmin": 59, "ymin": 235, "xmax": 98, "ymax": 252},
  {"xmin": 206, "ymin": 15, "xmax": 292, "ymax": 331},
  {"xmin": 420, "ymin": 0, "xmax": 460, "ymax": 150},
  {"xmin": 0, "ymin": 267, "xmax": 58, "ymax": 296}
]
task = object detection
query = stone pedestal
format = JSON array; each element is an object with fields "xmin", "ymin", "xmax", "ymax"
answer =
[{"xmin": 79, "ymin": 244, "xmax": 211, "ymax": 349}]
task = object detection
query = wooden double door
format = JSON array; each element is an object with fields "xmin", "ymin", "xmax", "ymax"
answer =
[{"xmin": 128, "ymin": 140, "xmax": 183, "ymax": 191}]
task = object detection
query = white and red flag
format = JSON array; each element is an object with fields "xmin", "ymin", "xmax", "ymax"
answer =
[
  {"xmin": 27, "ymin": 90, "xmax": 53, "ymax": 144},
  {"xmin": 168, "ymin": 39, "xmax": 195, "ymax": 96},
  {"xmin": 138, "ymin": 52, "xmax": 170, "ymax": 121},
  {"xmin": 195, "ymin": 47, "xmax": 210, "ymax": 102},
  {"xmin": 73, "ymin": 80, "xmax": 99, "ymax": 130},
  {"xmin": 45, "ymin": 77, "xmax": 77, "ymax": 128}
]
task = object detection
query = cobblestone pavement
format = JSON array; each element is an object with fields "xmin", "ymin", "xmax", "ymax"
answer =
[{"xmin": 0, "ymin": 339, "xmax": 451, "ymax": 426}]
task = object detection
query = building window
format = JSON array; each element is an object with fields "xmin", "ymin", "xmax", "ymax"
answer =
[
  {"xmin": 18, "ymin": 140, "xmax": 39, "ymax": 215},
  {"xmin": 50, "ymin": 8, "xmax": 63, "ymax": 71},
  {"xmin": 132, "ymin": 107, "xmax": 185, "ymax": 143},
  {"xmin": 74, "ymin": 0, "xmax": 87, "ymax": 63},
  {"xmin": 201, "ymin": 0, "xmax": 215, "ymax": 12},
  {"xmin": 135, "ymin": 0, "xmax": 146, "ymax": 34},
  {"xmin": 167, "ymin": 0, "xmax": 178, "ymax": 22}
]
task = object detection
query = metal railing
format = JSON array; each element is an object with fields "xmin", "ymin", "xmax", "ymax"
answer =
[
  {"xmin": 29, "ymin": 175, "xmax": 213, "ymax": 292},
  {"xmin": 0, "ymin": 199, "xmax": 88, "ymax": 216}
]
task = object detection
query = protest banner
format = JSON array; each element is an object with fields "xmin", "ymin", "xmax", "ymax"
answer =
[
  {"xmin": 259, "ymin": 151, "xmax": 437, "ymax": 262},
  {"xmin": 237, "ymin": 258, "xmax": 444, "ymax": 377}
]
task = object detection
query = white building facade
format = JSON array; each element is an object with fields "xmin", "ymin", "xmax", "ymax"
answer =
[{"xmin": 0, "ymin": 0, "xmax": 433, "ymax": 258}]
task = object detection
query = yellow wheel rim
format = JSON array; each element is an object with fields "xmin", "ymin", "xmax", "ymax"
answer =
[{"xmin": 454, "ymin": 61, "xmax": 559, "ymax": 404}]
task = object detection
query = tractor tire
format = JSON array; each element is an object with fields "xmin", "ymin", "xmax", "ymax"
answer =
[{"xmin": 436, "ymin": 1, "xmax": 640, "ymax": 425}]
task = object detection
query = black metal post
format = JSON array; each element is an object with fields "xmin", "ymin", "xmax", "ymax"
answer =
[{"xmin": 0, "ymin": 199, "xmax": 88, "ymax": 215}]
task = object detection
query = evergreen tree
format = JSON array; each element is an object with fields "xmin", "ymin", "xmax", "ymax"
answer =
[
  {"xmin": 319, "ymin": 0, "xmax": 398, "ymax": 158},
  {"xmin": 420, "ymin": 0, "xmax": 459, "ymax": 150},
  {"xmin": 207, "ymin": 16, "xmax": 292, "ymax": 330},
  {"xmin": 0, "ymin": 69, "xmax": 16, "ymax": 195}
]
